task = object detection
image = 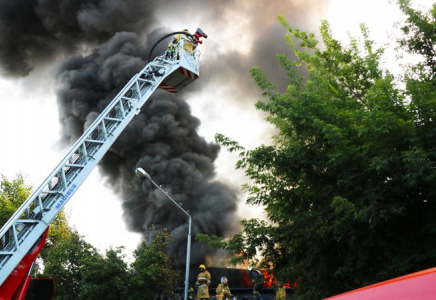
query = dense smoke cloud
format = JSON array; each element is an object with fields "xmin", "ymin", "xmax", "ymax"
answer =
[
  {"xmin": 56, "ymin": 30, "xmax": 238, "ymax": 264},
  {"xmin": 102, "ymin": 90, "xmax": 239, "ymax": 263},
  {"xmin": 0, "ymin": 0, "xmax": 324, "ymax": 264},
  {"xmin": 0, "ymin": 0, "xmax": 157, "ymax": 77},
  {"xmin": 57, "ymin": 32, "xmax": 148, "ymax": 143}
]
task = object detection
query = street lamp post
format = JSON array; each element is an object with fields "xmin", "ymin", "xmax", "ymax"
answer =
[{"xmin": 135, "ymin": 168, "xmax": 192, "ymax": 300}]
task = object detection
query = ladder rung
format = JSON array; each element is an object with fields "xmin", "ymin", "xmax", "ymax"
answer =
[
  {"xmin": 42, "ymin": 190, "xmax": 62, "ymax": 195},
  {"xmin": 137, "ymin": 78, "xmax": 154, "ymax": 84},
  {"xmin": 85, "ymin": 139, "xmax": 105, "ymax": 144},
  {"xmin": 0, "ymin": 251, "xmax": 14, "ymax": 255},
  {"xmin": 103, "ymin": 117, "xmax": 123, "ymax": 122},
  {"xmin": 17, "ymin": 219, "xmax": 39, "ymax": 224},
  {"xmin": 65, "ymin": 163, "xmax": 85, "ymax": 168}
]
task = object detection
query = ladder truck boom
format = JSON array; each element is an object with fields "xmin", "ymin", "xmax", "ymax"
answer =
[{"xmin": 0, "ymin": 35, "xmax": 203, "ymax": 298}]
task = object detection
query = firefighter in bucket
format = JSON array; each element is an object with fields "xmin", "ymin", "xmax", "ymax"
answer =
[{"xmin": 196, "ymin": 264, "xmax": 211, "ymax": 299}]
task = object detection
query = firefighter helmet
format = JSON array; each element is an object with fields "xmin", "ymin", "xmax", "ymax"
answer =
[{"xmin": 199, "ymin": 264, "xmax": 206, "ymax": 269}]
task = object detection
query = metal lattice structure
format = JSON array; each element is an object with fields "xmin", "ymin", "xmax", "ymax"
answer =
[{"xmin": 0, "ymin": 37, "xmax": 200, "ymax": 286}]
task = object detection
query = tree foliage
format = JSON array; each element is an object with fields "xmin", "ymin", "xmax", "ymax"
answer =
[
  {"xmin": 40, "ymin": 233, "xmax": 128, "ymax": 300},
  {"xmin": 208, "ymin": 2, "xmax": 436, "ymax": 299},
  {"xmin": 78, "ymin": 247, "xmax": 130, "ymax": 300},
  {"xmin": 37, "ymin": 210, "xmax": 74, "ymax": 265},
  {"xmin": 0, "ymin": 173, "xmax": 32, "ymax": 227},
  {"xmin": 41, "ymin": 231, "xmax": 101, "ymax": 300},
  {"xmin": 397, "ymin": 0, "xmax": 436, "ymax": 80},
  {"xmin": 40, "ymin": 229, "xmax": 180, "ymax": 300},
  {"xmin": 130, "ymin": 229, "xmax": 180, "ymax": 300}
]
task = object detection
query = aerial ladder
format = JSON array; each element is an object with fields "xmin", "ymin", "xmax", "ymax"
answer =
[{"xmin": 0, "ymin": 31, "xmax": 206, "ymax": 300}]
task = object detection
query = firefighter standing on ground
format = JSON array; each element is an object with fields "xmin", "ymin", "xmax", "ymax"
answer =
[
  {"xmin": 275, "ymin": 282, "xmax": 286, "ymax": 300},
  {"xmin": 216, "ymin": 276, "xmax": 233, "ymax": 300},
  {"xmin": 188, "ymin": 287, "xmax": 195, "ymax": 300},
  {"xmin": 196, "ymin": 264, "xmax": 211, "ymax": 299},
  {"xmin": 251, "ymin": 269, "xmax": 265, "ymax": 300}
]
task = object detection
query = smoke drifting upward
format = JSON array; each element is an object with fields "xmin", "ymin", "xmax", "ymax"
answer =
[
  {"xmin": 0, "ymin": 0, "xmax": 157, "ymax": 77},
  {"xmin": 56, "ymin": 30, "xmax": 239, "ymax": 264},
  {"xmin": 102, "ymin": 91, "xmax": 239, "ymax": 264},
  {"xmin": 0, "ymin": 0, "xmax": 326, "ymax": 264},
  {"xmin": 57, "ymin": 31, "xmax": 148, "ymax": 143}
]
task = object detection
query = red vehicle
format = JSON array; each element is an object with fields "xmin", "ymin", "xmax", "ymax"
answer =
[
  {"xmin": 0, "ymin": 229, "xmax": 49, "ymax": 300},
  {"xmin": 325, "ymin": 267, "xmax": 436, "ymax": 300}
]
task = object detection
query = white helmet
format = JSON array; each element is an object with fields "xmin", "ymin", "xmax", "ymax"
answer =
[{"xmin": 221, "ymin": 276, "xmax": 228, "ymax": 284}]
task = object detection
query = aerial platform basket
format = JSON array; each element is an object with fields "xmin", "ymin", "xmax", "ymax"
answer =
[{"xmin": 158, "ymin": 37, "xmax": 201, "ymax": 93}]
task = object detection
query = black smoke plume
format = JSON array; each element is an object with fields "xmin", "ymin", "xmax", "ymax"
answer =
[
  {"xmin": 0, "ymin": 0, "xmax": 157, "ymax": 77},
  {"xmin": 0, "ymin": 0, "xmax": 324, "ymax": 265},
  {"xmin": 0, "ymin": 0, "xmax": 240, "ymax": 265},
  {"xmin": 56, "ymin": 30, "xmax": 239, "ymax": 263}
]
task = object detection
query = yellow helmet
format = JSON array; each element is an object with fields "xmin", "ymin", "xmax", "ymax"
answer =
[{"xmin": 199, "ymin": 264, "xmax": 206, "ymax": 269}]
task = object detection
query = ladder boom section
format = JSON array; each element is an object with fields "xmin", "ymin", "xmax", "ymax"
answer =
[{"xmin": 0, "ymin": 37, "xmax": 200, "ymax": 286}]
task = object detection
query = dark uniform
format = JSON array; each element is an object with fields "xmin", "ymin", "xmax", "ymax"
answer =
[
  {"xmin": 251, "ymin": 269, "xmax": 265, "ymax": 300},
  {"xmin": 188, "ymin": 287, "xmax": 195, "ymax": 300}
]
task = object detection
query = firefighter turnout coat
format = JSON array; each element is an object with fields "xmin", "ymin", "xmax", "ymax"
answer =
[
  {"xmin": 216, "ymin": 283, "xmax": 231, "ymax": 300},
  {"xmin": 275, "ymin": 286, "xmax": 286, "ymax": 300},
  {"xmin": 196, "ymin": 270, "xmax": 211, "ymax": 299}
]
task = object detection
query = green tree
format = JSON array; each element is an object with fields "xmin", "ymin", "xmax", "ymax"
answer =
[
  {"xmin": 38, "ymin": 210, "xmax": 73, "ymax": 261},
  {"xmin": 130, "ymin": 229, "xmax": 179, "ymax": 300},
  {"xmin": 0, "ymin": 173, "xmax": 32, "ymax": 227},
  {"xmin": 79, "ymin": 247, "xmax": 130, "ymax": 300},
  {"xmin": 42, "ymin": 231, "xmax": 102, "ymax": 300},
  {"xmin": 31, "ymin": 210, "xmax": 74, "ymax": 276},
  {"xmin": 397, "ymin": 0, "xmax": 436, "ymax": 81},
  {"xmin": 42, "ymin": 228, "xmax": 180, "ymax": 300},
  {"xmin": 202, "ymin": 3, "xmax": 436, "ymax": 300}
]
